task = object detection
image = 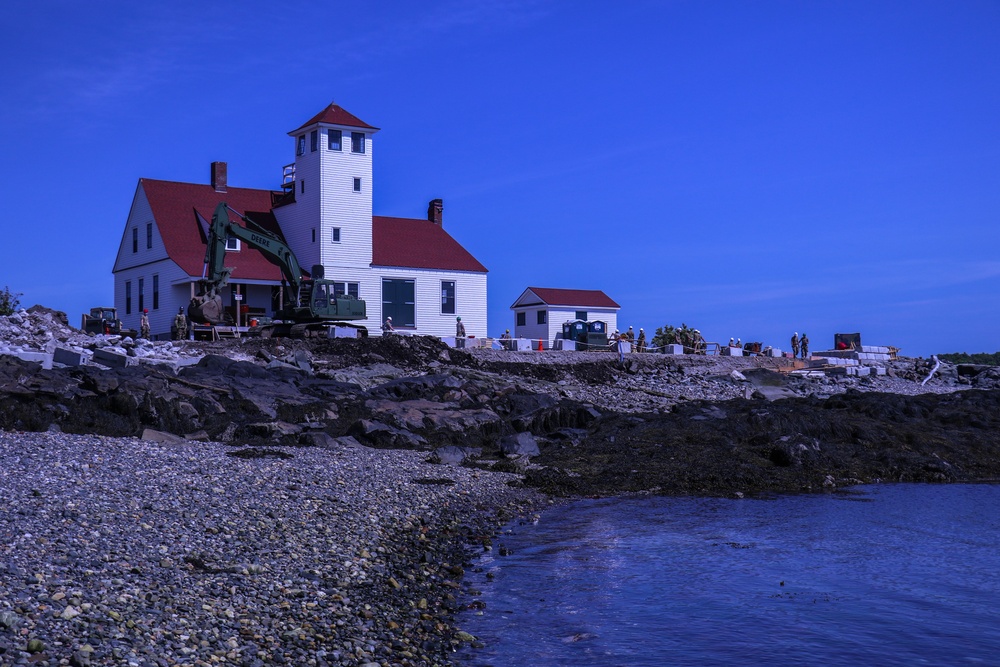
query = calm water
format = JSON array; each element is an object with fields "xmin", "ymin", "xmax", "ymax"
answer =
[{"xmin": 456, "ymin": 485, "xmax": 1000, "ymax": 666}]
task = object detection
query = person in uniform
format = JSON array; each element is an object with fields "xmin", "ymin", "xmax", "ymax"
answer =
[
  {"xmin": 456, "ymin": 316, "xmax": 466, "ymax": 338},
  {"xmin": 626, "ymin": 326, "xmax": 636, "ymax": 352},
  {"xmin": 791, "ymin": 332, "xmax": 800, "ymax": 358},
  {"xmin": 140, "ymin": 309, "xmax": 150, "ymax": 339},
  {"xmin": 174, "ymin": 307, "xmax": 187, "ymax": 341},
  {"xmin": 800, "ymin": 332, "xmax": 809, "ymax": 359},
  {"xmin": 500, "ymin": 329, "xmax": 512, "ymax": 350},
  {"xmin": 382, "ymin": 316, "xmax": 394, "ymax": 335},
  {"xmin": 636, "ymin": 328, "xmax": 646, "ymax": 353}
]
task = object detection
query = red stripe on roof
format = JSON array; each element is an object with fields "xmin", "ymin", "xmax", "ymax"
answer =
[
  {"xmin": 290, "ymin": 103, "xmax": 378, "ymax": 133},
  {"xmin": 372, "ymin": 216, "xmax": 488, "ymax": 273},
  {"xmin": 525, "ymin": 287, "xmax": 620, "ymax": 308}
]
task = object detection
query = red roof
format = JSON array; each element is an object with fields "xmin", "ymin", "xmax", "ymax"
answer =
[
  {"xmin": 140, "ymin": 179, "xmax": 290, "ymax": 282},
  {"xmin": 518, "ymin": 287, "xmax": 620, "ymax": 309},
  {"xmin": 290, "ymin": 103, "xmax": 378, "ymax": 134},
  {"xmin": 140, "ymin": 179, "xmax": 486, "ymax": 277},
  {"xmin": 372, "ymin": 216, "xmax": 488, "ymax": 273}
]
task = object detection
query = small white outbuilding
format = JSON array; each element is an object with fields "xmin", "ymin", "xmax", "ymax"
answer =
[{"xmin": 510, "ymin": 287, "xmax": 620, "ymax": 349}]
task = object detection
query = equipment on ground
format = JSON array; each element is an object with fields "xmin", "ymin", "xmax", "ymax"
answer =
[
  {"xmin": 834, "ymin": 332, "xmax": 862, "ymax": 350},
  {"xmin": 188, "ymin": 203, "xmax": 367, "ymax": 338},
  {"xmin": 81, "ymin": 307, "xmax": 137, "ymax": 338},
  {"xmin": 560, "ymin": 319, "xmax": 608, "ymax": 351}
]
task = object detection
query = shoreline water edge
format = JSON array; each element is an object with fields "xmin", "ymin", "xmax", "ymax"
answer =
[{"xmin": 3, "ymin": 307, "xmax": 1000, "ymax": 664}]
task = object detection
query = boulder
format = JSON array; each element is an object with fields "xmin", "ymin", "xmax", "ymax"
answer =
[
  {"xmin": 428, "ymin": 445, "xmax": 482, "ymax": 465},
  {"xmin": 498, "ymin": 432, "xmax": 540, "ymax": 457}
]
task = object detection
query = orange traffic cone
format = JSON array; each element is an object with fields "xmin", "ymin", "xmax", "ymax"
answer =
[{"xmin": 537, "ymin": 339, "xmax": 543, "ymax": 351}]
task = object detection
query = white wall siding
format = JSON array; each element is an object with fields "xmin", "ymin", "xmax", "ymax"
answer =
[
  {"xmin": 114, "ymin": 187, "xmax": 169, "ymax": 273},
  {"xmin": 372, "ymin": 267, "xmax": 487, "ymax": 338},
  {"xmin": 274, "ymin": 136, "xmax": 322, "ymax": 274},
  {"xmin": 115, "ymin": 259, "xmax": 190, "ymax": 339},
  {"xmin": 320, "ymin": 127, "xmax": 373, "ymax": 271}
]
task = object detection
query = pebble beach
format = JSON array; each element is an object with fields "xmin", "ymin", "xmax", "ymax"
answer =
[{"xmin": 0, "ymin": 431, "xmax": 545, "ymax": 666}]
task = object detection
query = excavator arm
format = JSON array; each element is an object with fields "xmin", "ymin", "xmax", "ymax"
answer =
[{"xmin": 190, "ymin": 202, "xmax": 304, "ymax": 324}]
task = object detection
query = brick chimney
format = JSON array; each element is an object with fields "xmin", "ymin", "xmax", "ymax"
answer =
[
  {"xmin": 211, "ymin": 161, "xmax": 227, "ymax": 193},
  {"xmin": 427, "ymin": 198, "xmax": 443, "ymax": 225}
]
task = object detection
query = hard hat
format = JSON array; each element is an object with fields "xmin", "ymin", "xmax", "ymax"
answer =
[
  {"xmin": 640, "ymin": 328, "xmax": 644, "ymax": 332},
  {"xmin": 387, "ymin": 316, "xmax": 392, "ymax": 320},
  {"xmin": 795, "ymin": 332, "xmax": 798, "ymax": 335},
  {"xmin": 178, "ymin": 307, "xmax": 184, "ymax": 313},
  {"xmin": 143, "ymin": 309, "xmax": 148, "ymax": 313},
  {"xmin": 457, "ymin": 316, "xmax": 461, "ymax": 321},
  {"xmin": 506, "ymin": 329, "xmax": 510, "ymax": 332}
]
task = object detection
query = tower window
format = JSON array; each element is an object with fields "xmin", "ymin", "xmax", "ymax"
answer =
[
  {"xmin": 300, "ymin": 180, "xmax": 305, "ymax": 194},
  {"xmin": 311, "ymin": 229, "xmax": 316, "ymax": 243},
  {"xmin": 353, "ymin": 177, "xmax": 361, "ymax": 192},
  {"xmin": 296, "ymin": 135, "xmax": 305, "ymax": 156},
  {"xmin": 310, "ymin": 130, "xmax": 318, "ymax": 152},
  {"xmin": 351, "ymin": 132, "xmax": 365, "ymax": 154},
  {"xmin": 328, "ymin": 130, "xmax": 342, "ymax": 151},
  {"xmin": 331, "ymin": 227, "xmax": 341, "ymax": 243}
]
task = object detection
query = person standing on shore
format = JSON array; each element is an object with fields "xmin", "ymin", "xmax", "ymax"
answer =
[
  {"xmin": 800, "ymin": 333, "xmax": 809, "ymax": 359},
  {"xmin": 456, "ymin": 316, "xmax": 466, "ymax": 338},
  {"xmin": 791, "ymin": 332, "xmax": 800, "ymax": 358},
  {"xmin": 140, "ymin": 309, "xmax": 150, "ymax": 339},
  {"xmin": 382, "ymin": 316, "xmax": 394, "ymax": 335},
  {"xmin": 626, "ymin": 326, "xmax": 635, "ymax": 352},
  {"xmin": 636, "ymin": 328, "xmax": 646, "ymax": 353},
  {"xmin": 174, "ymin": 308, "xmax": 187, "ymax": 341}
]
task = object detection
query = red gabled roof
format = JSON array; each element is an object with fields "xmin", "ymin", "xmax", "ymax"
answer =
[
  {"xmin": 372, "ymin": 217, "xmax": 488, "ymax": 273},
  {"xmin": 290, "ymin": 103, "xmax": 378, "ymax": 134},
  {"xmin": 140, "ymin": 179, "xmax": 289, "ymax": 281},
  {"xmin": 520, "ymin": 287, "xmax": 620, "ymax": 309}
]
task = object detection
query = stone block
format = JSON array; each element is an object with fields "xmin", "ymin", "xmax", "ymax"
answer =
[
  {"xmin": 722, "ymin": 346, "xmax": 743, "ymax": 357},
  {"xmin": 856, "ymin": 366, "xmax": 872, "ymax": 376},
  {"xmin": 7, "ymin": 351, "xmax": 53, "ymax": 370},
  {"xmin": 328, "ymin": 326, "xmax": 362, "ymax": 339},
  {"xmin": 93, "ymin": 348, "xmax": 129, "ymax": 368},
  {"xmin": 663, "ymin": 344, "xmax": 685, "ymax": 355},
  {"xmin": 553, "ymin": 339, "xmax": 576, "ymax": 351},
  {"xmin": 511, "ymin": 338, "xmax": 534, "ymax": 351},
  {"xmin": 53, "ymin": 347, "xmax": 84, "ymax": 367},
  {"xmin": 874, "ymin": 366, "xmax": 887, "ymax": 376},
  {"xmin": 765, "ymin": 348, "xmax": 783, "ymax": 357}
]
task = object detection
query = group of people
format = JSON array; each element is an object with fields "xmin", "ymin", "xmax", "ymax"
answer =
[
  {"xmin": 790, "ymin": 331, "xmax": 809, "ymax": 359},
  {"xmin": 611, "ymin": 326, "xmax": 648, "ymax": 354},
  {"xmin": 137, "ymin": 307, "xmax": 186, "ymax": 341}
]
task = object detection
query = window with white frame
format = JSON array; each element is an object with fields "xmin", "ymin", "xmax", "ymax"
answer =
[
  {"xmin": 351, "ymin": 132, "xmax": 365, "ymax": 153},
  {"xmin": 310, "ymin": 130, "xmax": 318, "ymax": 152},
  {"xmin": 353, "ymin": 177, "xmax": 361, "ymax": 192},
  {"xmin": 328, "ymin": 129, "xmax": 342, "ymax": 151},
  {"xmin": 125, "ymin": 281, "xmax": 132, "ymax": 315},
  {"xmin": 296, "ymin": 135, "xmax": 305, "ymax": 156},
  {"xmin": 331, "ymin": 228, "xmax": 341, "ymax": 243},
  {"xmin": 441, "ymin": 281, "xmax": 455, "ymax": 314},
  {"xmin": 225, "ymin": 236, "xmax": 240, "ymax": 251},
  {"xmin": 537, "ymin": 310, "xmax": 547, "ymax": 325},
  {"xmin": 516, "ymin": 312, "xmax": 526, "ymax": 326},
  {"xmin": 146, "ymin": 223, "xmax": 153, "ymax": 249}
]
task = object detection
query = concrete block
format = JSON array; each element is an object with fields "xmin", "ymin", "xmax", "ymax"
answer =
[
  {"xmin": 512, "ymin": 338, "xmax": 534, "ymax": 351},
  {"xmin": 722, "ymin": 346, "xmax": 743, "ymax": 357},
  {"xmin": 874, "ymin": 366, "xmax": 887, "ymax": 376},
  {"xmin": 6, "ymin": 351, "xmax": 53, "ymax": 370},
  {"xmin": 663, "ymin": 344, "xmax": 685, "ymax": 355},
  {"xmin": 856, "ymin": 366, "xmax": 872, "ymax": 376},
  {"xmin": 553, "ymin": 339, "xmax": 576, "ymax": 351},
  {"xmin": 328, "ymin": 326, "xmax": 361, "ymax": 339},
  {"xmin": 93, "ymin": 348, "xmax": 129, "ymax": 368},
  {"xmin": 765, "ymin": 348, "xmax": 782, "ymax": 357},
  {"xmin": 53, "ymin": 347, "xmax": 84, "ymax": 367}
]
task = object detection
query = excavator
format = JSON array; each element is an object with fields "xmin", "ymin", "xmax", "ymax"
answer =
[{"xmin": 188, "ymin": 202, "xmax": 367, "ymax": 338}]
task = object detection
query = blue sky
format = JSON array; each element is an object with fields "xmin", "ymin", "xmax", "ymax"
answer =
[{"xmin": 1, "ymin": 1, "xmax": 997, "ymax": 357}]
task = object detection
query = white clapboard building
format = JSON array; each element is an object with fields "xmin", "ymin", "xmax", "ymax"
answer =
[
  {"xmin": 112, "ymin": 103, "xmax": 487, "ymax": 339},
  {"xmin": 510, "ymin": 287, "xmax": 620, "ymax": 348}
]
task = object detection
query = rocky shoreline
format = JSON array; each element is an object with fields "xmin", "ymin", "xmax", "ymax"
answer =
[{"xmin": 3, "ymin": 306, "xmax": 1000, "ymax": 664}]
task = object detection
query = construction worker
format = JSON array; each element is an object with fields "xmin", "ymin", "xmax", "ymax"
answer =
[
  {"xmin": 500, "ymin": 329, "xmax": 512, "ymax": 350},
  {"xmin": 174, "ymin": 307, "xmax": 187, "ymax": 341},
  {"xmin": 636, "ymin": 328, "xmax": 646, "ymax": 353},
  {"xmin": 456, "ymin": 316, "xmax": 466, "ymax": 338},
  {"xmin": 791, "ymin": 332, "xmax": 800, "ymax": 358},
  {"xmin": 382, "ymin": 316, "xmax": 394, "ymax": 335},
  {"xmin": 626, "ymin": 326, "xmax": 635, "ymax": 352},
  {"xmin": 800, "ymin": 333, "xmax": 809, "ymax": 359},
  {"xmin": 140, "ymin": 309, "xmax": 150, "ymax": 339},
  {"xmin": 694, "ymin": 329, "xmax": 706, "ymax": 355}
]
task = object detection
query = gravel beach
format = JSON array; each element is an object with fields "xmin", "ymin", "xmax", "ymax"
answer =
[{"xmin": 0, "ymin": 431, "xmax": 546, "ymax": 666}]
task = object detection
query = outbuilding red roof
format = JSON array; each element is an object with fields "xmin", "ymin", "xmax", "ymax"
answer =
[
  {"xmin": 372, "ymin": 217, "xmax": 488, "ymax": 273},
  {"xmin": 517, "ymin": 287, "xmax": 620, "ymax": 309},
  {"xmin": 140, "ymin": 179, "xmax": 290, "ymax": 282},
  {"xmin": 290, "ymin": 103, "xmax": 378, "ymax": 134}
]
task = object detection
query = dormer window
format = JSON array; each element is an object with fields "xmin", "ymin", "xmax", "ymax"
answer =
[
  {"xmin": 328, "ymin": 130, "xmax": 342, "ymax": 151},
  {"xmin": 351, "ymin": 132, "xmax": 365, "ymax": 154},
  {"xmin": 225, "ymin": 236, "xmax": 240, "ymax": 251},
  {"xmin": 296, "ymin": 135, "xmax": 306, "ymax": 156}
]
